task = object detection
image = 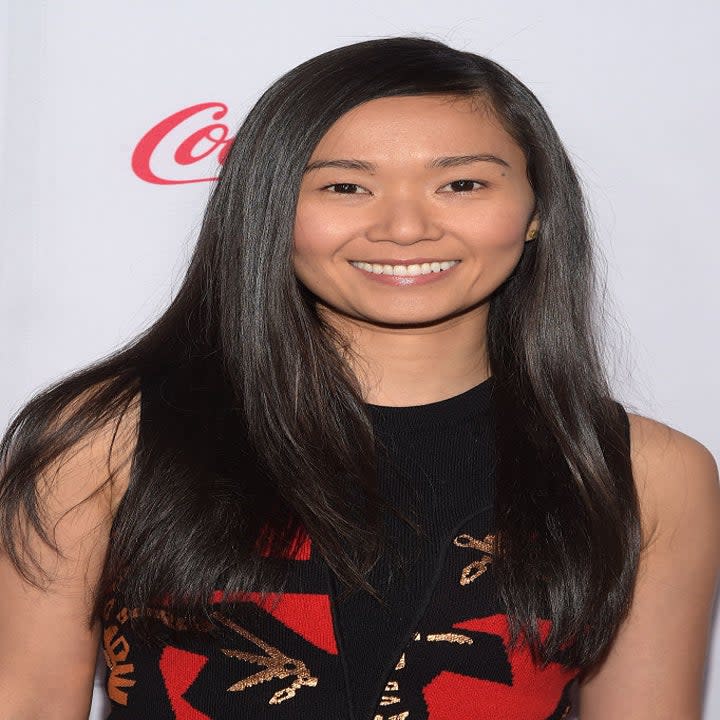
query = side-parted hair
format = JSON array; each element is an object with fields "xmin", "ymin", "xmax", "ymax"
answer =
[{"xmin": 0, "ymin": 36, "xmax": 639, "ymax": 669}]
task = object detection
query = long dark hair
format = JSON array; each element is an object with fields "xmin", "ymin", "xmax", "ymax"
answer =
[{"xmin": 0, "ymin": 36, "xmax": 640, "ymax": 668}]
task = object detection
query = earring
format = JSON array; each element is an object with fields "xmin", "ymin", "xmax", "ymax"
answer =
[{"xmin": 526, "ymin": 228, "xmax": 539, "ymax": 241}]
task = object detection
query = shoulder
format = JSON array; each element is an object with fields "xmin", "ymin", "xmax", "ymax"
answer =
[
  {"xmin": 35, "ymin": 379, "xmax": 142, "ymax": 529},
  {"xmin": 577, "ymin": 412, "xmax": 718, "ymax": 717},
  {"xmin": 626, "ymin": 412, "xmax": 719, "ymax": 549}
]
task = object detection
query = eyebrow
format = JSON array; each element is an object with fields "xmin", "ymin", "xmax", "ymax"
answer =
[{"xmin": 303, "ymin": 153, "xmax": 511, "ymax": 174}]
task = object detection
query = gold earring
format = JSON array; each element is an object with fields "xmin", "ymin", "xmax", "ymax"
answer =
[{"xmin": 527, "ymin": 228, "xmax": 539, "ymax": 241}]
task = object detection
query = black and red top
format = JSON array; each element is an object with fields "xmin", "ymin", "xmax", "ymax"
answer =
[{"xmin": 102, "ymin": 375, "xmax": 587, "ymax": 719}]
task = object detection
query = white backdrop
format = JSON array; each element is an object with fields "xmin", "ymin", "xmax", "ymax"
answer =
[{"xmin": 1, "ymin": 1, "xmax": 718, "ymax": 718}]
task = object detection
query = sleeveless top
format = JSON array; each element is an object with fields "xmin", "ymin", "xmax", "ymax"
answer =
[{"xmin": 101, "ymin": 374, "xmax": 616, "ymax": 719}]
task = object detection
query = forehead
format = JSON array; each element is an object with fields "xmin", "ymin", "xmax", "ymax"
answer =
[{"xmin": 309, "ymin": 95, "xmax": 523, "ymax": 166}]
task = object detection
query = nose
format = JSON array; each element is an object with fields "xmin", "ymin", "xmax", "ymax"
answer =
[{"xmin": 365, "ymin": 193, "xmax": 443, "ymax": 245}]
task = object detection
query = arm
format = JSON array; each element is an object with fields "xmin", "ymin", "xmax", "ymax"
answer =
[
  {"xmin": 0, "ymin": 392, "xmax": 138, "ymax": 720},
  {"xmin": 578, "ymin": 413, "xmax": 720, "ymax": 719}
]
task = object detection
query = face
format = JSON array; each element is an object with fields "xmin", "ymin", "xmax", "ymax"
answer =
[{"xmin": 293, "ymin": 94, "xmax": 538, "ymax": 331}]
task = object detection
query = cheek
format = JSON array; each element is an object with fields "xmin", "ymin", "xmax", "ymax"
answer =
[
  {"xmin": 293, "ymin": 202, "xmax": 343, "ymax": 255},
  {"xmin": 292, "ymin": 205, "xmax": 343, "ymax": 289},
  {"xmin": 292, "ymin": 207, "xmax": 323, "ymax": 269},
  {"xmin": 460, "ymin": 208, "xmax": 530, "ymax": 287},
  {"xmin": 464, "ymin": 207, "xmax": 528, "ymax": 256},
  {"xmin": 293, "ymin": 197, "xmax": 363, "ymax": 283}
]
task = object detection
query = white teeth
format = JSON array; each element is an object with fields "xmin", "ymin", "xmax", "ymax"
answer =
[{"xmin": 350, "ymin": 260, "xmax": 459, "ymax": 277}]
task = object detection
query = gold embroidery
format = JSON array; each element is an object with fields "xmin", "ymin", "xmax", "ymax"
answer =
[
  {"xmin": 102, "ymin": 600, "xmax": 319, "ymax": 706},
  {"xmin": 372, "ymin": 624, "xmax": 478, "ymax": 717},
  {"xmin": 212, "ymin": 612, "xmax": 318, "ymax": 704},
  {"xmin": 126, "ymin": 606, "xmax": 206, "ymax": 632},
  {"xmin": 377, "ymin": 647, "xmax": 408, "ymax": 717},
  {"xmin": 453, "ymin": 533, "xmax": 496, "ymax": 585},
  {"xmin": 108, "ymin": 603, "xmax": 210, "ymax": 633},
  {"xmin": 102, "ymin": 619, "xmax": 136, "ymax": 705},
  {"xmin": 373, "ymin": 532, "xmax": 499, "ymax": 718},
  {"xmin": 426, "ymin": 632, "xmax": 473, "ymax": 644}
]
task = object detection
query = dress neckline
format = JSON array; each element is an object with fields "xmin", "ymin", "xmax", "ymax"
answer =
[{"xmin": 364, "ymin": 375, "xmax": 494, "ymax": 428}]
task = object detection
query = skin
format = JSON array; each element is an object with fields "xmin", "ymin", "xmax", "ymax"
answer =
[{"xmin": 293, "ymin": 95, "xmax": 720, "ymax": 718}]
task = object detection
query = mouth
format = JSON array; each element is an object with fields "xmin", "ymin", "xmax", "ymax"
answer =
[{"xmin": 348, "ymin": 259, "xmax": 461, "ymax": 278}]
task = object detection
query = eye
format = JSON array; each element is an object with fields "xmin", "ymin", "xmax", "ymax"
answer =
[
  {"xmin": 439, "ymin": 180, "xmax": 488, "ymax": 193},
  {"xmin": 322, "ymin": 183, "xmax": 370, "ymax": 195}
]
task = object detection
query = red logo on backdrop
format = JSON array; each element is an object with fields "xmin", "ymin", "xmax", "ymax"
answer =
[{"xmin": 132, "ymin": 102, "xmax": 235, "ymax": 185}]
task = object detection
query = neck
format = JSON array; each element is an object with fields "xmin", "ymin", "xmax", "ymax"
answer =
[{"xmin": 320, "ymin": 304, "xmax": 491, "ymax": 407}]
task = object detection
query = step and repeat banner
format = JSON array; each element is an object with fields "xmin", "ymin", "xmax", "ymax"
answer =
[{"xmin": 2, "ymin": 1, "xmax": 718, "ymax": 718}]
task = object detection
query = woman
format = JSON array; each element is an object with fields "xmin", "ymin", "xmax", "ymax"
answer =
[{"xmin": 0, "ymin": 36, "xmax": 717, "ymax": 720}]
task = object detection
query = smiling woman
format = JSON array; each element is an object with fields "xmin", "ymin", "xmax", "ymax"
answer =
[{"xmin": 0, "ymin": 36, "xmax": 718, "ymax": 720}]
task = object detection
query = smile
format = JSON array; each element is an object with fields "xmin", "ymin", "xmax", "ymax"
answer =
[{"xmin": 349, "ymin": 260, "xmax": 460, "ymax": 277}]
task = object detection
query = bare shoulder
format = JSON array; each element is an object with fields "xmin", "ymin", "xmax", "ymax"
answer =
[
  {"xmin": 626, "ymin": 412, "xmax": 720, "ymax": 545},
  {"xmin": 577, "ymin": 414, "xmax": 719, "ymax": 718},
  {"xmin": 41, "ymin": 380, "xmax": 142, "ymax": 518},
  {"xmin": 2, "ymin": 379, "xmax": 142, "ymax": 585}
]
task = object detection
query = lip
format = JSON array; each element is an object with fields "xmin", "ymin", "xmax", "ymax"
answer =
[{"xmin": 348, "ymin": 258, "xmax": 461, "ymax": 265}]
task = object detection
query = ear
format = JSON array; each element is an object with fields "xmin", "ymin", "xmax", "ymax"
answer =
[{"xmin": 525, "ymin": 214, "xmax": 540, "ymax": 242}]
